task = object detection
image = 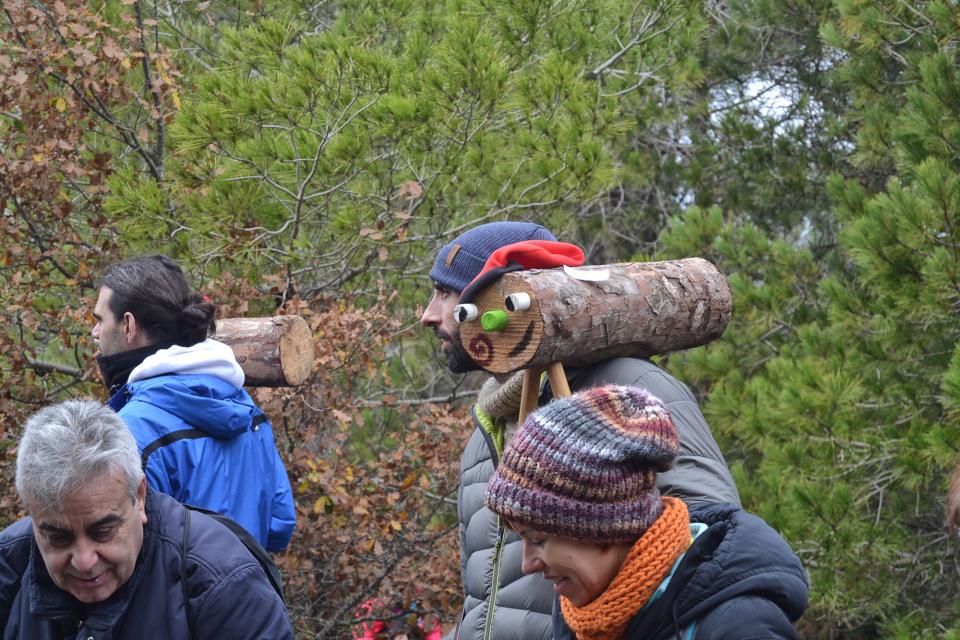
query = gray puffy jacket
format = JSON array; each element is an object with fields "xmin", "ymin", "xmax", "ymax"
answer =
[{"xmin": 453, "ymin": 357, "xmax": 741, "ymax": 640}]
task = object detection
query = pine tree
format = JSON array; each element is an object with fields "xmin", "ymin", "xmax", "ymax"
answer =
[{"xmin": 659, "ymin": 2, "xmax": 960, "ymax": 636}]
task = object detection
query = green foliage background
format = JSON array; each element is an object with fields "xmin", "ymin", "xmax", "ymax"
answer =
[{"xmin": 3, "ymin": 0, "xmax": 960, "ymax": 637}]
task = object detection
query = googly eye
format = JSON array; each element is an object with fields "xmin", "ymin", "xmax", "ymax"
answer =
[
  {"xmin": 454, "ymin": 304, "xmax": 479, "ymax": 323},
  {"xmin": 504, "ymin": 292, "xmax": 531, "ymax": 312}
]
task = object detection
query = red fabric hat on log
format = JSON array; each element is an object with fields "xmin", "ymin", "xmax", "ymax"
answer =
[{"xmin": 458, "ymin": 240, "xmax": 585, "ymax": 304}]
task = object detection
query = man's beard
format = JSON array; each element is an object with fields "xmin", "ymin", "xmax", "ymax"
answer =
[{"xmin": 434, "ymin": 327, "xmax": 481, "ymax": 373}]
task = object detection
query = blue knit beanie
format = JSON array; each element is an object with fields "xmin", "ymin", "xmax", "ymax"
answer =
[{"xmin": 429, "ymin": 222, "xmax": 557, "ymax": 293}]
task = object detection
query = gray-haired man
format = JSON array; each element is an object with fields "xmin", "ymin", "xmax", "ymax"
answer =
[{"xmin": 0, "ymin": 400, "xmax": 293, "ymax": 639}]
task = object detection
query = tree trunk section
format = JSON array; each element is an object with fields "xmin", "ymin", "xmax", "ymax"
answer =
[
  {"xmin": 215, "ymin": 315, "xmax": 314, "ymax": 387},
  {"xmin": 457, "ymin": 258, "xmax": 731, "ymax": 374}
]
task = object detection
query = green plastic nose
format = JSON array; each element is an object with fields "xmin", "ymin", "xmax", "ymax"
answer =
[{"xmin": 481, "ymin": 309, "xmax": 509, "ymax": 331}]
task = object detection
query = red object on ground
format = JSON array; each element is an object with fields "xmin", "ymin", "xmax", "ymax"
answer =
[{"xmin": 354, "ymin": 599, "xmax": 442, "ymax": 639}]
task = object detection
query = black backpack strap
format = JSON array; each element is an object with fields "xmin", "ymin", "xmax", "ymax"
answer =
[
  {"xmin": 181, "ymin": 503, "xmax": 284, "ymax": 601},
  {"xmin": 182, "ymin": 507, "xmax": 193, "ymax": 637},
  {"xmin": 140, "ymin": 413, "xmax": 269, "ymax": 469},
  {"xmin": 141, "ymin": 429, "xmax": 208, "ymax": 470}
]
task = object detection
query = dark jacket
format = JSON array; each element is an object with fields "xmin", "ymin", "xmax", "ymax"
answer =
[
  {"xmin": 552, "ymin": 503, "xmax": 809, "ymax": 640},
  {"xmin": 0, "ymin": 489, "xmax": 294, "ymax": 639},
  {"xmin": 455, "ymin": 358, "xmax": 741, "ymax": 640},
  {"xmin": 108, "ymin": 339, "xmax": 296, "ymax": 552}
]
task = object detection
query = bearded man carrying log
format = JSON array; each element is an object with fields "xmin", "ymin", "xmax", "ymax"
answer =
[
  {"xmin": 419, "ymin": 221, "xmax": 741, "ymax": 640},
  {"xmin": 92, "ymin": 254, "xmax": 296, "ymax": 552}
]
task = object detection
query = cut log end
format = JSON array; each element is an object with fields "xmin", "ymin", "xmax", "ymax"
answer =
[
  {"xmin": 216, "ymin": 315, "xmax": 314, "ymax": 387},
  {"xmin": 278, "ymin": 316, "xmax": 314, "ymax": 386}
]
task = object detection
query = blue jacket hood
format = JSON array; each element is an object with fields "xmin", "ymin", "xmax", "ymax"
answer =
[{"xmin": 121, "ymin": 373, "xmax": 254, "ymax": 439}]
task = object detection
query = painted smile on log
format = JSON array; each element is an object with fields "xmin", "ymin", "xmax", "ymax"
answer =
[{"xmin": 508, "ymin": 321, "xmax": 536, "ymax": 358}]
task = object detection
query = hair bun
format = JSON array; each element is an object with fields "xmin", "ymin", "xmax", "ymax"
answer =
[{"xmin": 178, "ymin": 295, "xmax": 216, "ymax": 343}]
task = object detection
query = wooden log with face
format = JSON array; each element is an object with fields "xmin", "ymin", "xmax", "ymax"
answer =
[{"xmin": 454, "ymin": 258, "xmax": 732, "ymax": 420}]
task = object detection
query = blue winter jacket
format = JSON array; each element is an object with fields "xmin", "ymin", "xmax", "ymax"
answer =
[
  {"xmin": 553, "ymin": 503, "xmax": 809, "ymax": 640},
  {"xmin": 0, "ymin": 488, "xmax": 293, "ymax": 639},
  {"xmin": 108, "ymin": 339, "xmax": 296, "ymax": 552}
]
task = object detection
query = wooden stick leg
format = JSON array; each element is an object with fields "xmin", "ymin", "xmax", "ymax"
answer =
[
  {"xmin": 518, "ymin": 368, "xmax": 543, "ymax": 425},
  {"xmin": 546, "ymin": 361, "xmax": 572, "ymax": 398}
]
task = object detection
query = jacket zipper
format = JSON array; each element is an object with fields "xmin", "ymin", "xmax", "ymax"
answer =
[
  {"xmin": 482, "ymin": 518, "xmax": 506, "ymax": 640},
  {"xmin": 472, "ymin": 405, "xmax": 505, "ymax": 640}
]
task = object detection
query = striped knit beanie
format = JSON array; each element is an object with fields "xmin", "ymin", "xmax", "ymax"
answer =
[
  {"xmin": 484, "ymin": 385, "xmax": 679, "ymax": 543},
  {"xmin": 429, "ymin": 222, "xmax": 556, "ymax": 293}
]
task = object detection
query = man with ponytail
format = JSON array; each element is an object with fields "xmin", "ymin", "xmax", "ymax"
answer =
[{"xmin": 92, "ymin": 254, "xmax": 295, "ymax": 552}]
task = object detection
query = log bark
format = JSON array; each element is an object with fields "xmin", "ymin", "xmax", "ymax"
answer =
[
  {"xmin": 457, "ymin": 258, "xmax": 731, "ymax": 374},
  {"xmin": 215, "ymin": 316, "xmax": 314, "ymax": 387}
]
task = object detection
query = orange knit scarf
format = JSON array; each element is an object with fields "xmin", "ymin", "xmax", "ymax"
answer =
[{"xmin": 559, "ymin": 497, "xmax": 691, "ymax": 640}]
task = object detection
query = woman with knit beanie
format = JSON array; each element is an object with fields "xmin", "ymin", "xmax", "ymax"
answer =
[{"xmin": 484, "ymin": 385, "xmax": 808, "ymax": 640}]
